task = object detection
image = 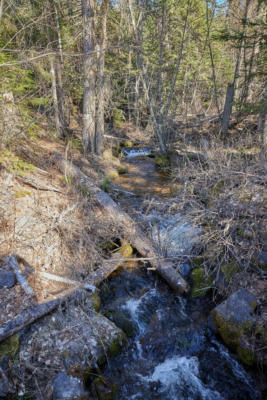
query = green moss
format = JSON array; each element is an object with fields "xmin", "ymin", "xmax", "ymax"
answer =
[
  {"xmin": 155, "ymin": 155, "xmax": 169, "ymax": 168},
  {"xmin": 118, "ymin": 166, "xmax": 127, "ymax": 175},
  {"xmin": 117, "ymin": 242, "xmax": 133, "ymax": 258},
  {"xmin": 90, "ymin": 292, "xmax": 101, "ymax": 313},
  {"xmin": 61, "ymin": 175, "xmax": 74, "ymax": 186},
  {"xmin": 68, "ymin": 137, "xmax": 83, "ymax": 151},
  {"xmin": 106, "ymin": 169, "xmax": 119, "ymax": 180},
  {"xmin": 93, "ymin": 376, "xmax": 117, "ymax": 400},
  {"xmin": 122, "ymin": 140, "xmax": 133, "ymax": 148},
  {"xmin": 14, "ymin": 189, "xmax": 31, "ymax": 198},
  {"xmin": 237, "ymin": 345, "xmax": 254, "ymax": 366},
  {"xmin": 0, "ymin": 151, "xmax": 35, "ymax": 176},
  {"xmin": 107, "ymin": 332, "xmax": 127, "ymax": 358},
  {"xmin": 221, "ymin": 262, "xmax": 239, "ymax": 283},
  {"xmin": 100, "ymin": 176, "xmax": 112, "ymax": 192},
  {"xmin": 191, "ymin": 267, "xmax": 212, "ymax": 298},
  {"xmin": 191, "ymin": 256, "xmax": 204, "ymax": 268},
  {"xmin": 0, "ymin": 333, "xmax": 20, "ymax": 363},
  {"xmin": 113, "ymin": 108, "xmax": 125, "ymax": 128},
  {"xmin": 212, "ymin": 310, "xmax": 255, "ymax": 365}
]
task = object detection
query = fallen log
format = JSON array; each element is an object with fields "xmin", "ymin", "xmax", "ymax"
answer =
[
  {"xmin": 0, "ymin": 255, "xmax": 127, "ymax": 342},
  {"xmin": 0, "ymin": 288, "xmax": 85, "ymax": 342},
  {"xmin": 56, "ymin": 153, "xmax": 189, "ymax": 294}
]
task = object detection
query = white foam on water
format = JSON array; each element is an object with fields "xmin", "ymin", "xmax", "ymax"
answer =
[
  {"xmin": 212, "ymin": 339, "xmax": 255, "ymax": 384},
  {"xmin": 147, "ymin": 356, "xmax": 222, "ymax": 400},
  {"xmin": 123, "ymin": 289, "xmax": 157, "ymax": 332}
]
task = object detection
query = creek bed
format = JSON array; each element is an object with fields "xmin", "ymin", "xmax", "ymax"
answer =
[
  {"xmin": 93, "ymin": 153, "xmax": 261, "ymax": 400},
  {"xmin": 97, "ymin": 265, "xmax": 260, "ymax": 400}
]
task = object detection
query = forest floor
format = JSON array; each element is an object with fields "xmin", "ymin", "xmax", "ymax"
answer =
[{"xmin": 0, "ymin": 114, "xmax": 266, "ymax": 398}]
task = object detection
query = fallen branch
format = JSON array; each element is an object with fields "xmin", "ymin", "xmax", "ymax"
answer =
[
  {"xmin": 16, "ymin": 175, "xmax": 64, "ymax": 193},
  {"xmin": 0, "ymin": 255, "xmax": 125, "ymax": 342},
  {"xmin": 4, "ymin": 256, "xmax": 34, "ymax": 297},
  {"xmin": 0, "ymin": 288, "xmax": 86, "ymax": 342},
  {"xmin": 56, "ymin": 153, "xmax": 189, "ymax": 294}
]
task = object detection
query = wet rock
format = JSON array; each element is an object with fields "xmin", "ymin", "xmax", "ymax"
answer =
[
  {"xmin": 179, "ymin": 262, "xmax": 191, "ymax": 278},
  {"xmin": 147, "ymin": 213, "xmax": 202, "ymax": 257},
  {"xmin": 53, "ymin": 371, "xmax": 87, "ymax": 400},
  {"xmin": 0, "ymin": 270, "xmax": 16, "ymax": 288},
  {"xmin": 105, "ymin": 310, "xmax": 136, "ymax": 337},
  {"xmin": 211, "ymin": 288, "xmax": 258, "ymax": 365}
]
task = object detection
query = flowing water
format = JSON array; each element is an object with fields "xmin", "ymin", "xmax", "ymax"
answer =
[{"xmin": 98, "ymin": 152, "xmax": 261, "ymax": 400}]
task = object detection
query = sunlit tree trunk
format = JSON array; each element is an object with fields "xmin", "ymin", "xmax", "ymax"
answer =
[
  {"xmin": 0, "ymin": 0, "xmax": 4, "ymax": 24},
  {"xmin": 221, "ymin": 0, "xmax": 251, "ymax": 134},
  {"xmin": 82, "ymin": 0, "xmax": 96, "ymax": 153},
  {"xmin": 95, "ymin": 0, "xmax": 108, "ymax": 155}
]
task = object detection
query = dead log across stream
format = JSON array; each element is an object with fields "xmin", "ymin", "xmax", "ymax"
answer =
[{"xmin": 56, "ymin": 153, "xmax": 189, "ymax": 294}]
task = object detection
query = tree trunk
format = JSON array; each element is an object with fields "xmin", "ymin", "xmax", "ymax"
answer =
[
  {"xmin": 48, "ymin": 0, "xmax": 68, "ymax": 138},
  {"xmin": 258, "ymin": 82, "xmax": 267, "ymax": 148},
  {"xmin": 205, "ymin": 0, "xmax": 220, "ymax": 118},
  {"xmin": 0, "ymin": 0, "xmax": 4, "ymax": 24},
  {"xmin": 222, "ymin": 83, "xmax": 234, "ymax": 134},
  {"xmin": 222, "ymin": 0, "xmax": 251, "ymax": 133},
  {"xmin": 95, "ymin": 0, "xmax": 108, "ymax": 155},
  {"xmin": 82, "ymin": 0, "xmax": 96, "ymax": 153}
]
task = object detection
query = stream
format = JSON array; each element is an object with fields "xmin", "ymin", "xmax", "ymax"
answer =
[{"xmin": 97, "ymin": 152, "xmax": 261, "ymax": 400}]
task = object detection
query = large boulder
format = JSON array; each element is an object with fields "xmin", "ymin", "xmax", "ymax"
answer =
[{"xmin": 211, "ymin": 288, "xmax": 258, "ymax": 365}]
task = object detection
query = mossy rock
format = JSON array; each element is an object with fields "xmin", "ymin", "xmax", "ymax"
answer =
[
  {"xmin": 221, "ymin": 262, "xmax": 239, "ymax": 283},
  {"xmin": 211, "ymin": 289, "xmax": 258, "ymax": 366},
  {"xmin": 117, "ymin": 242, "xmax": 133, "ymax": 258},
  {"xmin": 0, "ymin": 333, "xmax": 20, "ymax": 364},
  {"xmin": 191, "ymin": 267, "xmax": 213, "ymax": 298},
  {"xmin": 92, "ymin": 376, "xmax": 117, "ymax": 400},
  {"xmin": 118, "ymin": 166, "xmax": 127, "ymax": 175},
  {"xmin": 106, "ymin": 168, "xmax": 119, "ymax": 180},
  {"xmin": 120, "ymin": 141, "xmax": 133, "ymax": 148},
  {"xmin": 105, "ymin": 310, "xmax": 136, "ymax": 337},
  {"xmin": 90, "ymin": 292, "xmax": 101, "ymax": 313},
  {"xmin": 154, "ymin": 155, "xmax": 169, "ymax": 169},
  {"xmin": 107, "ymin": 331, "xmax": 127, "ymax": 358}
]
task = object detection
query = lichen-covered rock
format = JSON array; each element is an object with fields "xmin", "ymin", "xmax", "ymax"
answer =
[
  {"xmin": 0, "ymin": 270, "xmax": 16, "ymax": 289},
  {"xmin": 53, "ymin": 371, "xmax": 87, "ymax": 400},
  {"xmin": 191, "ymin": 267, "xmax": 213, "ymax": 298},
  {"xmin": 211, "ymin": 288, "xmax": 258, "ymax": 366}
]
